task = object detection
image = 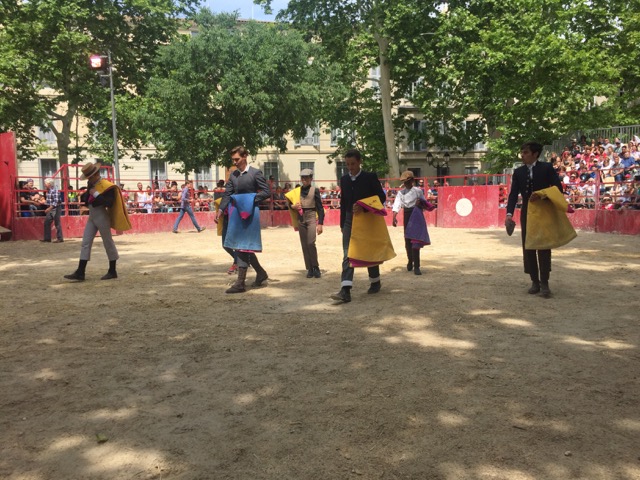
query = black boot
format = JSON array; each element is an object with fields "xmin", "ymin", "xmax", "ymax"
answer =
[
  {"xmin": 528, "ymin": 281, "xmax": 541, "ymax": 294},
  {"xmin": 330, "ymin": 287, "xmax": 351, "ymax": 303},
  {"xmin": 306, "ymin": 269, "xmax": 314, "ymax": 278},
  {"xmin": 101, "ymin": 260, "xmax": 118, "ymax": 280},
  {"xmin": 249, "ymin": 256, "xmax": 269, "ymax": 287},
  {"xmin": 226, "ymin": 267, "xmax": 248, "ymax": 294},
  {"xmin": 413, "ymin": 251, "xmax": 421, "ymax": 275},
  {"xmin": 64, "ymin": 259, "xmax": 87, "ymax": 281},
  {"xmin": 367, "ymin": 281, "xmax": 381, "ymax": 294},
  {"xmin": 313, "ymin": 266, "xmax": 321, "ymax": 278}
]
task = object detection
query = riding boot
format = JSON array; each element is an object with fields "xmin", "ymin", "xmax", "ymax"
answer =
[
  {"xmin": 249, "ymin": 255, "xmax": 269, "ymax": 287},
  {"xmin": 226, "ymin": 267, "xmax": 248, "ymax": 294}
]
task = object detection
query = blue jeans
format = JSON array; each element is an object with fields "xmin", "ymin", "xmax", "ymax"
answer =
[{"xmin": 173, "ymin": 204, "xmax": 201, "ymax": 231}]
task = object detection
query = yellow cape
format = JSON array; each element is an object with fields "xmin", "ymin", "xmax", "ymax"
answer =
[
  {"xmin": 284, "ymin": 187, "xmax": 301, "ymax": 230},
  {"xmin": 95, "ymin": 179, "xmax": 132, "ymax": 231},
  {"xmin": 348, "ymin": 195, "xmax": 396, "ymax": 266},
  {"xmin": 214, "ymin": 197, "xmax": 224, "ymax": 236},
  {"xmin": 526, "ymin": 186, "xmax": 576, "ymax": 250}
]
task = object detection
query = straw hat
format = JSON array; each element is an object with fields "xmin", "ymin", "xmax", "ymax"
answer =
[
  {"xmin": 399, "ymin": 170, "xmax": 414, "ymax": 182},
  {"xmin": 80, "ymin": 163, "xmax": 101, "ymax": 180}
]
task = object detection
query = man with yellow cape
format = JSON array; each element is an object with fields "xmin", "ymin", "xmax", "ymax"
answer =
[
  {"xmin": 330, "ymin": 149, "xmax": 395, "ymax": 303},
  {"xmin": 505, "ymin": 142, "xmax": 576, "ymax": 297},
  {"xmin": 64, "ymin": 163, "xmax": 131, "ymax": 281}
]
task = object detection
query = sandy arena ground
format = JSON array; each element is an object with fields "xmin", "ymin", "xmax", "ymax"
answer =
[{"xmin": 1, "ymin": 225, "xmax": 639, "ymax": 480}]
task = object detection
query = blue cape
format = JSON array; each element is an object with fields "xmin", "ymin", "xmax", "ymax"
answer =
[{"xmin": 223, "ymin": 193, "xmax": 262, "ymax": 252}]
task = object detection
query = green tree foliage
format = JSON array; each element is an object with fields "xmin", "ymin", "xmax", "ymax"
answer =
[
  {"xmin": 412, "ymin": 0, "xmax": 625, "ymax": 169},
  {"xmin": 137, "ymin": 11, "xmax": 348, "ymax": 172},
  {"xmin": 0, "ymin": 0, "xmax": 198, "ymax": 164},
  {"xmin": 257, "ymin": 0, "xmax": 442, "ymax": 177}
]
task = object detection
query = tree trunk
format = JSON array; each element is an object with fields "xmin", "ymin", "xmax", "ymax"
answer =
[
  {"xmin": 52, "ymin": 106, "xmax": 76, "ymax": 166},
  {"xmin": 374, "ymin": 33, "xmax": 399, "ymax": 178}
]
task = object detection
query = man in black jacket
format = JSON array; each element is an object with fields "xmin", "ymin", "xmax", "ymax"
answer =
[
  {"xmin": 331, "ymin": 149, "xmax": 386, "ymax": 303},
  {"xmin": 217, "ymin": 146, "xmax": 270, "ymax": 293},
  {"xmin": 506, "ymin": 142, "xmax": 563, "ymax": 297}
]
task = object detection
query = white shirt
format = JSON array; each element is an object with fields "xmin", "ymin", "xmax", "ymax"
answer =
[{"xmin": 392, "ymin": 186, "xmax": 425, "ymax": 213}]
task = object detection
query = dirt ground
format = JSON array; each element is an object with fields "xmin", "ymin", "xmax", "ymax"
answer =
[{"xmin": 1, "ymin": 224, "xmax": 639, "ymax": 480}]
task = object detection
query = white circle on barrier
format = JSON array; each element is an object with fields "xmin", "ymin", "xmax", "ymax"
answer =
[{"xmin": 456, "ymin": 198, "xmax": 473, "ymax": 217}]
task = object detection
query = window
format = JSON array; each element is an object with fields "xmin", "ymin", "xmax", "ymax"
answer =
[
  {"xmin": 295, "ymin": 126, "xmax": 320, "ymax": 147},
  {"xmin": 263, "ymin": 162, "xmax": 279, "ymax": 184},
  {"xmin": 410, "ymin": 120, "xmax": 426, "ymax": 151},
  {"xmin": 465, "ymin": 166, "xmax": 479, "ymax": 185},
  {"xmin": 408, "ymin": 168, "xmax": 421, "ymax": 178},
  {"xmin": 150, "ymin": 160, "xmax": 167, "ymax": 187},
  {"xmin": 37, "ymin": 127, "xmax": 56, "ymax": 144},
  {"xmin": 300, "ymin": 161, "xmax": 315, "ymax": 178},
  {"xmin": 194, "ymin": 165, "xmax": 213, "ymax": 190},
  {"xmin": 330, "ymin": 128, "xmax": 343, "ymax": 147},
  {"xmin": 40, "ymin": 159, "xmax": 58, "ymax": 190},
  {"xmin": 336, "ymin": 161, "xmax": 348, "ymax": 183}
]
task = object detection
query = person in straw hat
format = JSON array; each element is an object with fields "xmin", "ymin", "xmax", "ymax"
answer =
[
  {"xmin": 64, "ymin": 163, "xmax": 131, "ymax": 281},
  {"xmin": 392, "ymin": 170, "xmax": 433, "ymax": 275}
]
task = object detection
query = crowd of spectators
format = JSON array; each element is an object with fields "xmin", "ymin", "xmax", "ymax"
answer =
[
  {"xmin": 16, "ymin": 139, "xmax": 640, "ymax": 218},
  {"xmin": 549, "ymin": 135, "xmax": 640, "ymax": 210}
]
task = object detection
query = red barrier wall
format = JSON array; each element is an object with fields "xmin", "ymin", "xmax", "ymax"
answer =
[
  {"xmin": 436, "ymin": 186, "xmax": 501, "ymax": 228},
  {"xmin": 0, "ymin": 132, "xmax": 17, "ymax": 235},
  {"xmin": 8, "ymin": 196, "xmax": 639, "ymax": 240}
]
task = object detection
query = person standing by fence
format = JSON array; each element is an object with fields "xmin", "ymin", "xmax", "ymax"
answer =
[{"xmin": 41, "ymin": 178, "xmax": 64, "ymax": 243}]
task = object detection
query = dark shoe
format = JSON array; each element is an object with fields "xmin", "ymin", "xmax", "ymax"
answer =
[
  {"xmin": 414, "ymin": 267, "xmax": 422, "ymax": 276},
  {"xmin": 64, "ymin": 271, "xmax": 85, "ymax": 281},
  {"xmin": 367, "ymin": 281, "xmax": 381, "ymax": 294},
  {"xmin": 40, "ymin": 239, "xmax": 51, "ymax": 243},
  {"xmin": 313, "ymin": 266, "xmax": 321, "ymax": 278},
  {"xmin": 540, "ymin": 283, "xmax": 551, "ymax": 298},
  {"xmin": 306, "ymin": 269, "xmax": 314, "ymax": 278},
  {"xmin": 330, "ymin": 288, "xmax": 351, "ymax": 303},
  {"xmin": 226, "ymin": 267, "xmax": 248, "ymax": 293},
  {"xmin": 172, "ymin": 230, "xmax": 179, "ymax": 234},
  {"xmin": 101, "ymin": 271, "xmax": 118, "ymax": 280},
  {"xmin": 225, "ymin": 284, "xmax": 246, "ymax": 293},
  {"xmin": 406, "ymin": 262, "xmax": 413, "ymax": 272},
  {"xmin": 528, "ymin": 281, "xmax": 541, "ymax": 294},
  {"xmin": 198, "ymin": 226, "xmax": 206, "ymax": 233},
  {"xmin": 251, "ymin": 270, "xmax": 269, "ymax": 287}
]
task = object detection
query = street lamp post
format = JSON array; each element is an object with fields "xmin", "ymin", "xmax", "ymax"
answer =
[
  {"xmin": 89, "ymin": 52, "xmax": 120, "ymax": 185},
  {"xmin": 107, "ymin": 51, "xmax": 120, "ymax": 186}
]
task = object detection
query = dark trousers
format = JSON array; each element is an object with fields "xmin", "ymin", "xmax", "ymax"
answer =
[
  {"xmin": 341, "ymin": 212, "xmax": 380, "ymax": 287},
  {"xmin": 44, "ymin": 204, "xmax": 63, "ymax": 241},
  {"xmin": 521, "ymin": 217, "xmax": 551, "ymax": 283},
  {"xmin": 236, "ymin": 251, "xmax": 265, "ymax": 275},
  {"xmin": 403, "ymin": 208, "xmax": 420, "ymax": 268}
]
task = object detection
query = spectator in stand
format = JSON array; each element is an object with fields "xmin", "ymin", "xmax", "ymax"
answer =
[
  {"xmin": 26, "ymin": 178, "xmax": 47, "ymax": 215},
  {"xmin": 63, "ymin": 163, "xmax": 131, "ymax": 281},
  {"xmin": 505, "ymin": 141, "xmax": 564, "ymax": 297},
  {"xmin": 68, "ymin": 183, "xmax": 79, "ymax": 216},
  {"xmin": 167, "ymin": 182, "xmax": 180, "ymax": 212},
  {"xmin": 41, "ymin": 178, "xmax": 64, "ymax": 243},
  {"xmin": 614, "ymin": 139, "xmax": 623, "ymax": 154},
  {"xmin": 197, "ymin": 185, "xmax": 212, "ymax": 211},
  {"xmin": 172, "ymin": 180, "xmax": 206, "ymax": 233},
  {"xmin": 609, "ymin": 155, "xmax": 625, "ymax": 183},
  {"xmin": 428, "ymin": 180, "xmax": 440, "ymax": 203},
  {"xmin": 620, "ymin": 146, "xmax": 636, "ymax": 175},
  {"xmin": 581, "ymin": 178, "xmax": 597, "ymax": 209},
  {"xmin": 273, "ymin": 186, "xmax": 287, "ymax": 209},
  {"xmin": 153, "ymin": 190, "xmax": 166, "ymax": 213},
  {"xmin": 18, "ymin": 180, "xmax": 38, "ymax": 217},
  {"xmin": 142, "ymin": 186, "xmax": 154, "ymax": 213}
]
